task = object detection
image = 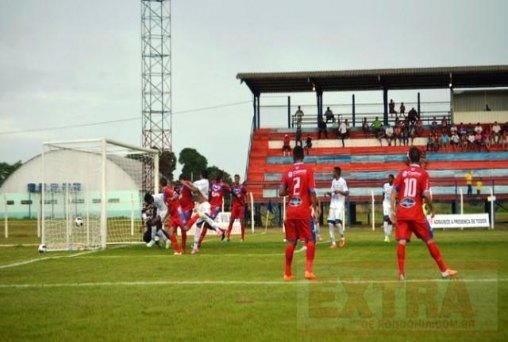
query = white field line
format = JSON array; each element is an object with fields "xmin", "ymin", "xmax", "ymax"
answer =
[
  {"xmin": 0, "ymin": 245, "xmax": 130, "ymax": 270},
  {"xmin": 0, "ymin": 278, "xmax": 507, "ymax": 289}
]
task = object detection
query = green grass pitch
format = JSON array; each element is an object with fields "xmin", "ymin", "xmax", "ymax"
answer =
[{"xmin": 1, "ymin": 222, "xmax": 507, "ymax": 341}]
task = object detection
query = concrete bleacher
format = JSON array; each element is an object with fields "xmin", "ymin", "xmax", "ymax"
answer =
[{"xmin": 246, "ymin": 127, "xmax": 508, "ymax": 203}]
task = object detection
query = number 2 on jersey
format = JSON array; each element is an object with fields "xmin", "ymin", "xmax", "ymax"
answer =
[{"xmin": 293, "ymin": 176, "xmax": 301, "ymax": 196}]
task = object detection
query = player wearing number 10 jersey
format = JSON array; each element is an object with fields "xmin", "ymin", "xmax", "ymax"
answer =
[
  {"xmin": 279, "ymin": 146, "xmax": 319, "ymax": 281},
  {"xmin": 390, "ymin": 147, "xmax": 457, "ymax": 280}
]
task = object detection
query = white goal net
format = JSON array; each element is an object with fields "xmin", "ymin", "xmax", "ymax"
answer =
[{"xmin": 41, "ymin": 138, "xmax": 159, "ymax": 251}]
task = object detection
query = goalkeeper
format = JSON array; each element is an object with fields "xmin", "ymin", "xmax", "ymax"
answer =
[{"xmin": 142, "ymin": 192, "xmax": 170, "ymax": 248}]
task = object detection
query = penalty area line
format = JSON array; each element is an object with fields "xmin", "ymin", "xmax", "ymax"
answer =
[{"xmin": 0, "ymin": 278, "xmax": 507, "ymax": 289}]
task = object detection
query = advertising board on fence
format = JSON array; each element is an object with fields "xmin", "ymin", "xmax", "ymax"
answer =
[{"xmin": 428, "ymin": 213, "xmax": 490, "ymax": 229}]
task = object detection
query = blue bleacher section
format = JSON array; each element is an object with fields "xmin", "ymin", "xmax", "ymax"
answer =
[
  {"xmin": 265, "ymin": 169, "xmax": 508, "ymax": 182},
  {"xmin": 267, "ymin": 152, "xmax": 508, "ymax": 165},
  {"xmin": 263, "ymin": 186, "xmax": 508, "ymax": 199}
]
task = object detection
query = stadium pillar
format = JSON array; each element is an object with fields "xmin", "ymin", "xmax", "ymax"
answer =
[
  {"xmin": 287, "ymin": 96, "xmax": 291, "ymax": 129},
  {"xmin": 316, "ymin": 90, "xmax": 323, "ymax": 127},
  {"xmin": 253, "ymin": 94, "xmax": 260, "ymax": 130},
  {"xmin": 417, "ymin": 92, "xmax": 421, "ymax": 119},
  {"xmin": 257, "ymin": 95, "xmax": 261, "ymax": 129},
  {"xmin": 383, "ymin": 88, "xmax": 388, "ymax": 125},
  {"xmin": 352, "ymin": 94, "xmax": 356, "ymax": 127}
]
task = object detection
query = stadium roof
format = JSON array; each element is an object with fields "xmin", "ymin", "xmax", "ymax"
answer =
[{"xmin": 237, "ymin": 65, "xmax": 508, "ymax": 94}]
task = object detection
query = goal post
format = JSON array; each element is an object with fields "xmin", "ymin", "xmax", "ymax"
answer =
[{"xmin": 41, "ymin": 138, "xmax": 159, "ymax": 251}]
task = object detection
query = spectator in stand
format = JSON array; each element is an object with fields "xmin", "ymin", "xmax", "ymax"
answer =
[
  {"xmin": 415, "ymin": 118, "xmax": 424, "ymax": 137},
  {"xmin": 400, "ymin": 102, "xmax": 406, "ymax": 117},
  {"xmin": 426, "ymin": 134, "xmax": 434, "ymax": 152},
  {"xmin": 474, "ymin": 122, "xmax": 483, "ymax": 135},
  {"xmin": 393, "ymin": 122, "xmax": 402, "ymax": 146},
  {"xmin": 338, "ymin": 119, "xmax": 349, "ymax": 147},
  {"xmin": 440, "ymin": 132, "xmax": 450, "ymax": 151},
  {"xmin": 502, "ymin": 130, "xmax": 508, "ymax": 150},
  {"xmin": 362, "ymin": 117, "xmax": 370, "ymax": 134},
  {"xmin": 295, "ymin": 106, "xmax": 304, "ymax": 127},
  {"xmin": 325, "ymin": 107, "xmax": 335, "ymax": 124},
  {"xmin": 466, "ymin": 131, "xmax": 475, "ymax": 151},
  {"xmin": 407, "ymin": 107, "xmax": 418, "ymax": 125},
  {"xmin": 305, "ymin": 135, "xmax": 313, "ymax": 155},
  {"xmin": 389, "ymin": 99, "xmax": 397, "ymax": 117},
  {"xmin": 482, "ymin": 131, "xmax": 491, "ymax": 152},
  {"xmin": 282, "ymin": 134, "xmax": 291, "ymax": 156},
  {"xmin": 371, "ymin": 116, "xmax": 382, "ymax": 136},
  {"xmin": 450, "ymin": 122, "xmax": 458, "ymax": 136},
  {"xmin": 465, "ymin": 171, "xmax": 473, "ymax": 197},
  {"xmin": 492, "ymin": 121, "xmax": 502, "ymax": 145},
  {"xmin": 400, "ymin": 121, "xmax": 409, "ymax": 146},
  {"xmin": 485, "ymin": 104, "xmax": 491, "ymax": 111},
  {"xmin": 441, "ymin": 116, "xmax": 449, "ymax": 134},
  {"xmin": 295, "ymin": 126, "xmax": 303, "ymax": 147},
  {"xmin": 376, "ymin": 126, "xmax": 386, "ymax": 146},
  {"xmin": 474, "ymin": 130, "xmax": 483, "ymax": 151},
  {"xmin": 385, "ymin": 124, "xmax": 394, "ymax": 146},
  {"xmin": 476, "ymin": 177, "xmax": 483, "ymax": 195},
  {"xmin": 408, "ymin": 123, "xmax": 416, "ymax": 145},
  {"xmin": 458, "ymin": 122, "xmax": 467, "ymax": 137},
  {"xmin": 450, "ymin": 131, "xmax": 460, "ymax": 151},
  {"xmin": 459, "ymin": 133, "xmax": 468, "ymax": 151},
  {"xmin": 504, "ymin": 122, "xmax": 508, "ymax": 134},
  {"xmin": 318, "ymin": 117, "xmax": 328, "ymax": 139},
  {"xmin": 433, "ymin": 133, "xmax": 440, "ymax": 152},
  {"xmin": 430, "ymin": 117, "xmax": 438, "ymax": 135}
]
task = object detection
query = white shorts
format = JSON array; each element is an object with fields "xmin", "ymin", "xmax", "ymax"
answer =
[
  {"xmin": 328, "ymin": 207, "xmax": 344, "ymax": 224},
  {"xmin": 196, "ymin": 201, "xmax": 211, "ymax": 216},
  {"xmin": 196, "ymin": 201, "xmax": 212, "ymax": 226},
  {"xmin": 383, "ymin": 202, "xmax": 391, "ymax": 216}
]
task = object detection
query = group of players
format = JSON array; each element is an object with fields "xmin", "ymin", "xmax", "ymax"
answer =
[
  {"xmin": 142, "ymin": 171, "xmax": 247, "ymax": 255},
  {"xmin": 142, "ymin": 144, "xmax": 458, "ymax": 281},
  {"xmin": 280, "ymin": 144, "xmax": 458, "ymax": 281}
]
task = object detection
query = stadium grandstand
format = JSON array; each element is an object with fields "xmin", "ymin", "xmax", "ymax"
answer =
[{"xmin": 238, "ymin": 65, "xmax": 508, "ymax": 226}]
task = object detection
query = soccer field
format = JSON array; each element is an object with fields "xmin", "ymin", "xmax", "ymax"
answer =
[{"xmin": 1, "ymin": 224, "xmax": 507, "ymax": 341}]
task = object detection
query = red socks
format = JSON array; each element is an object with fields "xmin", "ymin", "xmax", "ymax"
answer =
[
  {"xmin": 305, "ymin": 241, "xmax": 315, "ymax": 273},
  {"xmin": 397, "ymin": 243, "xmax": 406, "ymax": 276},
  {"xmin": 226, "ymin": 222, "xmax": 233, "ymax": 239},
  {"xmin": 186, "ymin": 214, "xmax": 199, "ymax": 230},
  {"xmin": 181, "ymin": 230, "xmax": 187, "ymax": 253},
  {"xmin": 170, "ymin": 234, "xmax": 180, "ymax": 253},
  {"xmin": 241, "ymin": 223, "xmax": 245, "ymax": 240},
  {"xmin": 427, "ymin": 241, "xmax": 447, "ymax": 272},
  {"xmin": 285, "ymin": 244, "xmax": 295, "ymax": 276}
]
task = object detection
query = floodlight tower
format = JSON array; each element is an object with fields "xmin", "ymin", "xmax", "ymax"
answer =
[{"xmin": 141, "ymin": 0, "xmax": 172, "ymax": 152}]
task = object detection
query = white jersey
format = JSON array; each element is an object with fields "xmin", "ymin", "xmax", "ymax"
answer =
[
  {"xmin": 330, "ymin": 177, "xmax": 348, "ymax": 209},
  {"xmin": 382, "ymin": 182, "xmax": 393, "ymax": 204},
  {"xmin": 152, "ymin": 193, "xmax": 168, "ymax": 217},
  {"xmin": 193, "ymin": 178, "xmax": 209, "ymax": 200},
  {"xmin": 382, "ymin": 182, "xmax": 393, "ymax": 215}
]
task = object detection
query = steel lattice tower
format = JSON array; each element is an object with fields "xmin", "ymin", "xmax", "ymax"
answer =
[{"xmin": 141, "ymin": 0, "xmax": 172, "ymax": 151}]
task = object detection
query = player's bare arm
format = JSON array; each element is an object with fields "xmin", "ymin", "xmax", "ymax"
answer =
[
  {"xmin": 279, "ymin": 184, "xmax": 288, "ymax": 197},
  {"xmin": 423, "ymin": 192, "xmax": 435, "ymax": 218},
  {"xmin": 390, "ymin": 187, "xmax": 398, "ymax": 223}
]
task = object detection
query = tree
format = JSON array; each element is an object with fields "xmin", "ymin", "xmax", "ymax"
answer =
[
  {"xmin": 178, "ymin": 148, "xmax": 208, "ymax": 181},
  {"xmin": 0, "ymin": 161, "xmax": 22, "ymax": 187},
  {"xmin": 159, "ymin": 150, "xmax": 176, "ymax": 181},
  {"xmin": 207, "ymin": 165, "xmax": 232, "ymax": 184}
]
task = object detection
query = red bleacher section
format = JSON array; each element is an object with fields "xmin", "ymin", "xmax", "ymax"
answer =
[{"xmin": 246, "ymin": 128, "xmax": 508, "ymax": 202}]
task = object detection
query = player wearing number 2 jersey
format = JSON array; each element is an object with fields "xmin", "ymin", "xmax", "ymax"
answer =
[
  {"xmin": 390, "ymin": 147, "xmax": 457, "ymax": 280},
  {"xmin": 279, "ymin": 146, "xmax": 319, "ymax": 281}
]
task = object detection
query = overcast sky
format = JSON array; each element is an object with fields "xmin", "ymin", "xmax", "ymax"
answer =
[{"xmin": 0, "ymin": 0, "xmax": 507, "ymax": 178}]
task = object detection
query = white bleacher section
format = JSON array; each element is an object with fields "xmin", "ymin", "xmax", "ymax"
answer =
[{"xmin": 268, "ymin": 137, "xmax": 427, "ymax": 149}]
